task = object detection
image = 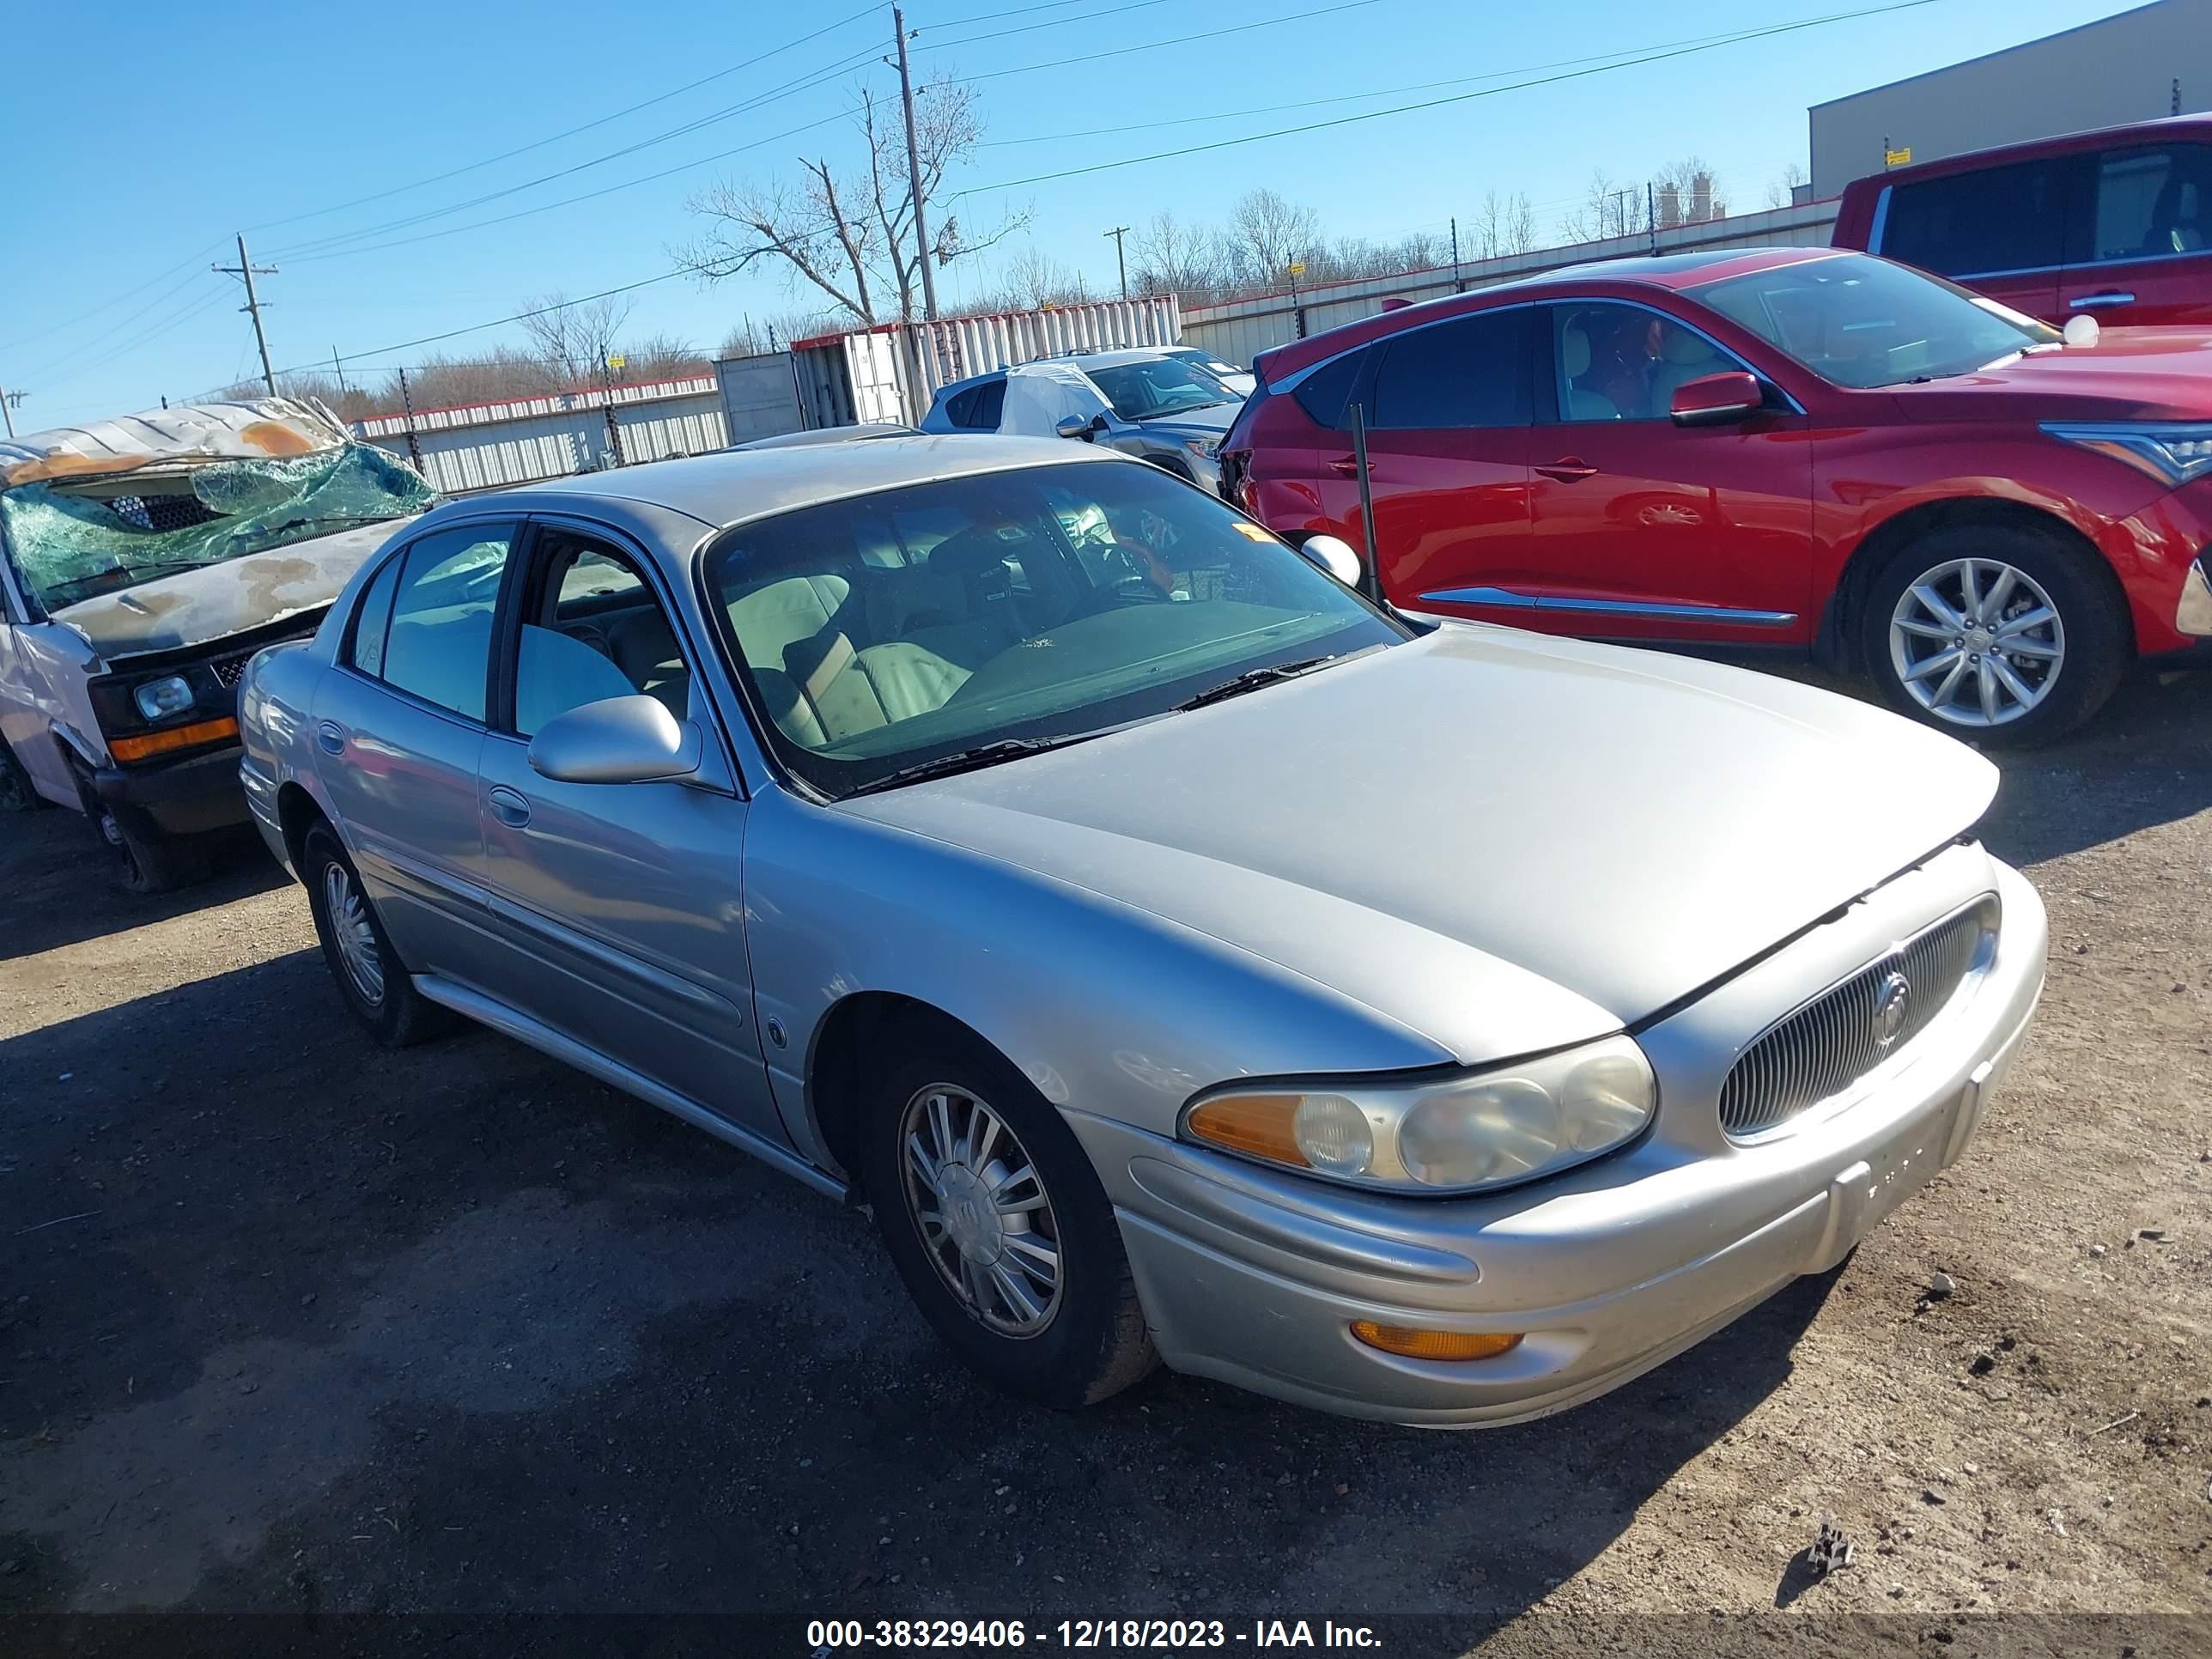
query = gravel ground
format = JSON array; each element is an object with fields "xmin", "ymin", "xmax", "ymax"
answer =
[{"xmin": 1, "ymin": 665, "xmax": 2208, "ymax": 1656}]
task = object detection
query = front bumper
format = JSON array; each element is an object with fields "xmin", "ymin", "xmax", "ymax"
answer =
[
  {"xmin": 91, "ymin": 743, "xmax": 252, "ymax": 836},
  {"xmin": 2177, "ymin": 553, "xmax": 2212, "ymax": 637},
  {"xmin": 1077, "ymin": 847, "xmax": 2046, "ymax": 1426}
]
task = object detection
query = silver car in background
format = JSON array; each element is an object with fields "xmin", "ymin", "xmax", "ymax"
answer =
[{"xmin": 236, "ymin": 437, "xmax": 2045, "ymax": 1425}]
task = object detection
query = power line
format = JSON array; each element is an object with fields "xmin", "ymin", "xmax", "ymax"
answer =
[
  {"xmin": 950, "ymin": 0, "xmax": 1387, "ymax": 83},
  {"xmin": 270, "ymin": 268, "xmax": 694, "ymax": 381},
  {"xmin": 956, "ymin": 0, "xmax": 1942, "ymax": 197},
  {"xmin": 272, "ymin": 39, "xmax": 890, "ymax": 262},
  {"xmin": 246, "ymin": 3, "xmax": 887, "ymax": 235},
  {"xmin": 917, "ymin": 0, "xmax": 1083, "ymax": 28},
  {"xmin": 916, "ymin": 0, "xmax": 1170, "ymax": 49},
  {"xmin": 0, "ymin": 240, "xmax": 226, "ymax": 360}
]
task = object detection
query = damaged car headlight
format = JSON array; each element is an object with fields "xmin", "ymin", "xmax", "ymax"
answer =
[
  {"xmin": 1183, "ymin": 436, "xmax": 1223, "ymax": 461},
  {"xmin": 133, "ymin": 675, "xmax": 197, "ymax": 721},
  {"xmin": 1182, "ymin": 1035, "xmax": 1656, "ymax": 1194}
]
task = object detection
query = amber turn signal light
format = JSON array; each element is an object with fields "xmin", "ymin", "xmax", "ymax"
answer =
[
  {"xmin": 1350, "ymin": 1322, "xmax": 1523, "ymax": 1362},
  {"xmin": 109, "ymin": 716, "xmax": 238, "ymax": 764},
  {"xmin": 1184, "ymin": 1093, "xmax": 1312, "ymax": 1167}
]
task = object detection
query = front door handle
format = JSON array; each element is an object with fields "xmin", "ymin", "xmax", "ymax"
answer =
[
  {"xmin": 2069, "ymin": 291, "xmax": 2136, "ymax": 310},
  {"xmin": 315, "ymin": 720, "xmax": 346, "ymax": 756},
  {"xmin": 1535, "ymin": 458, "xmax": 1599, "ymax": 483},
  {"xmin": 1327, "ymin": 454, "xmax": 1371, "ymax": 477},
  {"xmin": 487, "ymin": 785, "xmax": 532, "ymax": 829}
]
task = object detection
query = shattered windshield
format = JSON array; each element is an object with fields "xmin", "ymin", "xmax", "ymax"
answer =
[{"xmin": 0, "ymin": 443, "xmax": 437, "ymax": 611}]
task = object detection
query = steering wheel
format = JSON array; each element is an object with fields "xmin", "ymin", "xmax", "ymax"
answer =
[{"xmin": 1092, "ymin": 539, "xmax": 1179, "ymax": 602}]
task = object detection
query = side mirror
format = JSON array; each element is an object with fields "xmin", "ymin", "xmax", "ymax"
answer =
[
  {"xmin": 1669, "ymin": 370, "xmax": 1765, "ymax": 427},
  {"xmin": 528, "ymin": 694, "xmax": 702, "ymax": 785},
  {"xmin": 1297, "ymin": 533, "xmax": 1364, "ymax": 587},
  {"xmin": 1055, "ymin": 413, "xmax": 1109, "ymax": 441}
]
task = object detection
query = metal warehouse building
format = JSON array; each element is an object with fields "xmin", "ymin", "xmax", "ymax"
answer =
[{"xmin": 1810, "ymin": 0, "xmax": 2211, "ymax": 197}]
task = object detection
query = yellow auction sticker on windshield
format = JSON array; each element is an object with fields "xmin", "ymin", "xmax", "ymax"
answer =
[{"xmin": 1231, "ymin": 521, "xmax": 1274, "ymax": 542}]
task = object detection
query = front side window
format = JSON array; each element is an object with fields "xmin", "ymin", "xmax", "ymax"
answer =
[
  {"xmin": 703, "ymin": 459, "xmax": 1401, "ymax": 795},
  {"xmin": 368, "ymin": 523, "xmax": 515, "ymax": 721},
  {"xmin": 1370, "ymin": 310, "xmax": 1530, "ymax": 429},
  {"xmin": 1880, "ymin": 158, "xmax": 2069, "ymax": 277},
  {"xmin": 1549, "ymin": 304, "xmax": 1747, "ymax": 422},
  {"xmin": 1692, "ymin": 253, "xmax": 2057, "ymax": 391},
  {"xmin": 511, "ymin": 534, "xmax": 690, "ymax": 738},
  {"xmin": 2087, "ymin": 143, "xmax": 2212, "ymax": 264}
]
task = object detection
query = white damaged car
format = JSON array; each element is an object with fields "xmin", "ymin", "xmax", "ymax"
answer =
[{"xmin": 0, "ymin": 399, "xmax": 434, "ymax": 889}]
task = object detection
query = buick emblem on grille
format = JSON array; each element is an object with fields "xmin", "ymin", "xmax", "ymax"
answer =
[{"xmin": 1874, "ymin": 972, "xmax": 1913, "ymax": 1048}]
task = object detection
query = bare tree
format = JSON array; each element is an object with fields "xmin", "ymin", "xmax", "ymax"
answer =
[
  {"xmin": 621, "ymin": 331, "xmax": 709, "ymax": 382},
  {"xmin": 1504, "ymin": 192, "xmax": 1538, "ymax": 256},
  {"xmin": 679, "ymin": 78, "xmax": 1027, "ymax": 326},
  {"xmin": 1226, "ymin": 189, "xmax": 1322, "ymax": 286},
  {"xmin": 1763, "ymin": 161, "xmax": 1808, "ymax": 210},
  {"xmin": 1653, "ymin": 156, "xmax": 1725, "ymax": 223},
  {"xmin": 1132, "ymin": 210, "xmax": 1229, "ymax": 301},
  {"xmin": 519, "ymin": 291, "xmax": 635, "ymax": 386},
  {"xmin": 1471, "ymin": 191, "xmax": 1505, "ymax": 261},
  {"xmin": 991, "ymin": 247, "xmax": 1091, "ymax": 311}
]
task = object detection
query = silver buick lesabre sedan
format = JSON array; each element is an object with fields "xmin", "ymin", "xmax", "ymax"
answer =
[{"xmin": 237, "ymin": 436, "xmax": 2045, "ymax": 1426}]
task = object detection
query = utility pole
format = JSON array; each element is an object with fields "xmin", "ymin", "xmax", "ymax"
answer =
[
  {"xmin": 1103, "ymin": 226, "xmax": 1130, "ymax": 301},
  {"xmin": 890, "ymin": 7, "xmax": 940, "ymax": 322},
  {"xmin": 1449, "ymin": 216, "xmax": 1462, "ymax": 292},
  {"xmin": 214, "ymin": 233, "xmax": 278, "ymax": 395},
  {"xmin": 395, "ymin": 366, "xmax": 426, "ymax": 474},
  {"xmin": 0, "ymin": 386, "xmax": 22, "ymax": 441},
  {"xmin": 1609, "ymin": 188, "xmax": 1637, "ymax": 240},
  {"xmin": 330, "ymin": 349, "xmax": 350, "ymax": 399},
  {"xmin": 1647, "ymin": 181, "xmax": 1659, "ymax": 254}
]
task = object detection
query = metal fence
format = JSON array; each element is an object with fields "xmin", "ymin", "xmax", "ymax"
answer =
[
  {"xmin": 1182, "ymin": 201, "xmax": 1841, "ymax": 367},
  {"xmin": 351, "ymin": 375, "xmax": 727, "ymax": 494}
]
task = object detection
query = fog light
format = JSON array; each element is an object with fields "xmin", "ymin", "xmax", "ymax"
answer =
[{"xmin": 1350, "ymin": 1322, "xmax": 1522, "ymax": 1361}]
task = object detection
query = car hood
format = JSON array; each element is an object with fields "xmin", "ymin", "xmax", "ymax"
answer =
[
  {"xmin": 842, "ymin": 626, "xmax": 1998, "ymax": 1060},
  {"xmin": 1132, "ymin": 401, "xmax": 1241, "ymax": 439},
  {"xmin": 50, "ymin": 517, "xmax": 416, "ymax": 661},
  {"xmin": 1893, "ymin": 328, "xmax": 2212, "ymax": 419}
]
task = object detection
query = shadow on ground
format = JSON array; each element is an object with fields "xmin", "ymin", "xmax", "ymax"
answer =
[{"xmin": 0, "ymin": 812, "xmax": 285, "ymax": 963}]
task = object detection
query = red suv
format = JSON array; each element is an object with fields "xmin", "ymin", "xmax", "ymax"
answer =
[
  {"xmin": 1833, "ymin": 116, "xmax": 2212, "ymax": 329},
  {"xmin": 1219, "ymin": 246, "xmax": 2212, "ymax": 744}
]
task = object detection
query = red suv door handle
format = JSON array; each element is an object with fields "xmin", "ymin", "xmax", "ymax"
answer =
[
  {"xmin": 1536, "ymin": 458, "xmax": 1598, "ymax": 483},
  {"xmin": 1327, "ymin": 454, "xmax": 1371, "ymax": 476}
]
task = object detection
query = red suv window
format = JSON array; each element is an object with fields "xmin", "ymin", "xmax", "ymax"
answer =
[{"xmin": 1882, "ymin": 157, "xmax": 2069, "ymax": 277}]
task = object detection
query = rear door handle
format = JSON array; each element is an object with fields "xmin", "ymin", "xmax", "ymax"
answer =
[
  {"xmin": 1327, "ymin": 455, "xmax": 1371, "ymax": 476},
  {"xmin": 487, "ymin": 785, "xmax": 532, "ymax": 829},
  {"xmin": 1535, "ymin": 458, "xmax": 1599, "ymax": 483},
  {"xmin": 2069, "ymin": 291, "xmax": 2136, "ymax": 310},
  {"xmin": 315, "ymin": 720, "xmax": 346, "ymax": 756}
]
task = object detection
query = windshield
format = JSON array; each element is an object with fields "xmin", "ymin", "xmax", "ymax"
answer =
[
  {"xmin": 0, "ymin": 442, "xmax": 437, "ymax": 611},
  {"xmin": 1173, "ymin": 348, "xmax": 1246, "ymax": 380},
  {"xmin": 1689, "ymin": 253, "xmax": 2059, "ymax": 389},
  {"xmin": 703, "ymin": 459, "xmax": 1401, "ymax": 796},
  {"xmin": 1086, "ymin": 357, "xmax": 1233, "ymax": 421}
]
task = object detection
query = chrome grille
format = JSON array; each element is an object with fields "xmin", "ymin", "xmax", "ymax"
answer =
[{"xmin": 1719, "ymin": 897, "xmax": 1997, "ymax": 1137}]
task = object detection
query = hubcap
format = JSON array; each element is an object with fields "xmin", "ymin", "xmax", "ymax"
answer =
[
  {"xmin": 322, "ymin": 860, "xmax": 386, "ymax": 1007},
  {"xmin": 1889, "ymin": 556, "xmax": 2064, "ymax": 728},
  {"xmin": 898, "ymin": 1084, "xmax": 1063, "ymax": 1338}
]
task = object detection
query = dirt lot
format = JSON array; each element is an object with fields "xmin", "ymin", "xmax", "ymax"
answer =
[{"xmin": 2, "ymin": 666, "xmax": 2208, "ymax": 1656}]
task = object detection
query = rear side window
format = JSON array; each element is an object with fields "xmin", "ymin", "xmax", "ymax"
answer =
[
  {"xmin": 1369, "ymin": 310, "xmax": 1529, "ymax": 429},
  {"xmin": 347, "ymin": 553, "xmax": 404, "ymax": 678},
  {"xmin": 1880, "ymin": 159, "xmax": 2068, "ymax": 276},
  {"xmin": 1291, "ymin": 350, "xmax": 1365, "ymax": 428},
  {"xmin": 942, "ymin": 378, "xmax": 1006, "ymax": 429},
  {"xmin": 2087, "ymin": 143, "xmax": 2212, "ymax": 264},
  {"xmin": 377, "ymin": 524, "xmax": 516, "ymax": 721}
]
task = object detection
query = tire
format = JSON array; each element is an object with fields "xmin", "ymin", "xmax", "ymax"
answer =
[
  {"xmin": 1860, "ymin": 523, "xmax": 2130, "ymax": 748},
  {"xmin": 0, "ymin": 740, "xmax": 46, "ymax": 814},
  {"xmin": 301, "ymin": 822, "xmax": 453, "ymax": 1048},
  {"xmin": 92, "ymin": 799, "xmax": 211, "ymax": 894},
  {"xmin": 856, "ymin": 1030, "xmax": 1158, "ymax": 1408}
]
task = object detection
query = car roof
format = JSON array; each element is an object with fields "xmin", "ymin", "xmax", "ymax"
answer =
[
  {"xmin": 1041, "ymin": 346, "xmax": 1184, "ymax": 371},
  {"xmin": 471, "ymin": 434, "xmax": 1115, "ymax": 532},
  {"xmin": 1837, "ymin": 112, "xmax": 2212, "ymax": 192},
  {"xmin": 1256, "ymin": 246, "xmax": 1846, "ymax": 380}
]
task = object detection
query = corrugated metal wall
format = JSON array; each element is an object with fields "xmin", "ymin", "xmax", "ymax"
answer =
[
  {"xmin": 352, "ymin": 377, "xmax": 728, "ymax": 494},
  {"xmin": 1182, "ymin": 202, "xmax": 1840, "ymax": 368}
]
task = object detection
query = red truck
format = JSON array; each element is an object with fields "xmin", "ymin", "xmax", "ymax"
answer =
[{"xmin": 1831, "ymin": 115, "xmax": 2212, "ymax": 328}]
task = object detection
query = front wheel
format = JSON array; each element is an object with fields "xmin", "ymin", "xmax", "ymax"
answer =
[
  {"xmin": 301, "ymin": 823, "xmax": 453, "ymax": 1048},
  {"xmin": 0, "ymin": 740, "xmax": 46, "ymax": 814},
  {"xmin": 858, "ymin": 1034, "xmax": 1157, "ymax": 1407},
  {"xmin": 1860, "ymin": 525, "xmax": 2130, "ymax": 747},
  {"xmin": 93, "ymin": 799, "xmax": 211, "ymax": 894}
]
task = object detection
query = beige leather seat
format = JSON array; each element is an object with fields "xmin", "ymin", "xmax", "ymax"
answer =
[
  {"xmin": 725, "ymin": 574, "xmax": 858, "ymax": 745},
  {"xmin": 605, "ymin": 609, "xmax": 690, "ymax": 719},
  {"xmin": 781, "ymin": 630, "xmax": 971, "ymax": 744},
  {"xmin": 1645, "ymin": 326, "xmax": 1726, "ymax": 412},
  {"xmin": 1559, "ymin": 325, "xmax": 1620, "ymax": 422}
]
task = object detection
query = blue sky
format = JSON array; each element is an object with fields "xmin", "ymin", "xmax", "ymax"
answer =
[{"xmin": 2, "ymin": 0, "xmax": 2144, "ymax": 428}]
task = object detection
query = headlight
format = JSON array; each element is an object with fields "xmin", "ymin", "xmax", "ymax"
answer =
[
  {"xmin": 133, "ymin": 675, "xmax": 196, "ymax": 721},
  {"xmin": 1184, "ymin": 436, "xmax": 1222, "ymax": 460},
  {"xmin": 1182, "ymin": 1034, "xmax": 1656, "ymax": 1195},
  {"xmin": 2044, "ymin": 422, "xmax": 2212, "ymax": 488}
]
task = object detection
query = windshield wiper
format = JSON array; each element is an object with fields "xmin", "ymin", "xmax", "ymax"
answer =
[
  {"xmin": 848, "ymin": 732, "xmax": 1102, "ymax": 796},
  {"xmin": 1172, "ymin": 654, "xmax": 1339, "ymax": 712}
]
